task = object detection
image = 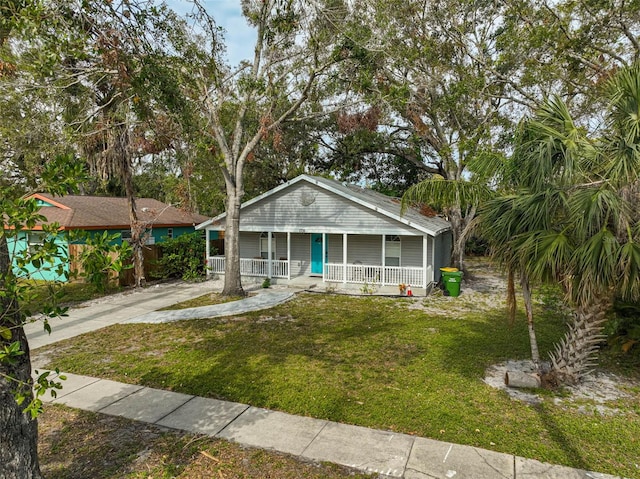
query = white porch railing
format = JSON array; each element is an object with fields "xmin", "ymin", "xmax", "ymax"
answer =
[
  {"xmin": 208, "ymin": 256, "xmax": 288, "ymax": 278},
  {"xmin": 324, "ymin": 263, "xmax": 425, "ymax": 286},
  {"xmin": 208, "ymin": 256, "xmax": 429, "ymax": 286}
]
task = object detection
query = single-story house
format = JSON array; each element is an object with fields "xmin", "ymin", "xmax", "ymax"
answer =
[
  {"xmin": 9, "ymin": 193, "xmax": 209, "ymax": 282},
  {"xmin": 196, "ymin": 175, "xmax": 452, "ymax": 289}
]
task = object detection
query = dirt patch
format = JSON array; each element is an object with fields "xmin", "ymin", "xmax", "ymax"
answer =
[
  {"xmin": 484, "ymin": 359, "xmax": 635, "ymax": 413},
  {"xmin": 408, "ymin": 258, "xmax": 508, "ymax": 316},
  {"xmin": 444, "ymin": 258, "xmax": 639, "ymax": 412}
]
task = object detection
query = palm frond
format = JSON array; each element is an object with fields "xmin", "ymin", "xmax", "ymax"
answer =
[
  {"xmin": 617, "ymin": 240, "xmax": 640, "ymax": 301},
  {"xmin": 466, "ymin": 150, "xmax": 508, "ymax": 184},
  {"xmin": 400, "ymin": 178, "xmax": 493, "ymax": 214},
  {"xmin": 513, "ymin": 96, "xmax": 593, "ymax": 191},
  {"xmin": 568, "ymin": 185, "xmax": 626, "ymax": 240},
  {"xmin": 607, "ymin": 63, "xmax": 640, "ymax": 146},
  {"xmin": 570, "ymin": 228, "xmax": 620, "ymax": 303},
  {"xmin": 515, "ymin": 230, "xmax": 573, "ymax": 283}
]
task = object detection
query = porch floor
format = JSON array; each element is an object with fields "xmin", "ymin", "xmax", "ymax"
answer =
[{"xmin": 240, "ymin": 274, "xmax": 431, "ymax": 297}]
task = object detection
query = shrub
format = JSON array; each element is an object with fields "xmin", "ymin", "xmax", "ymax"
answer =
[
  {"xmin": 155, "ymin": 232, "xmax": 209, "ymax": 281},
  {"xmin": 607, "ymin": 301, "xmax": 640, "ymax": 355},
  {"xmin": 69, "ymin": 230, "xmax": 132, "ymax": 292}
]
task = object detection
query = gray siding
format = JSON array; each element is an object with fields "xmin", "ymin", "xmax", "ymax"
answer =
[
  {"xmin": 347, "ymin": 235, "xmax": 382, "ymax": 265},
  {"xmin": 290, "ymin": 233, "xmax": 310, "ymax": 276},
  {"xmin": 327, "ymin": 234, "xmax": 343, "ymax": 263},
  {"xmin": 401, "ymin": 236, "xmax": 423, "ymax": 267},
  {"xmin": 235, "ymin": 231, "xmax": 442, "ymax": 280},
  {"xmin": 239, "ymin": 182, "xmax": 420, "ymax": 235},
  {"xmin": 433, "ymin": 231, "xmax": 453, "ymax": 281},
  {"xmin": 274, "ymin": 233, "xmax": 288, "ymax": 259},
  {"xmin": 239, "ymin": 232, "xmax": 288, "ymax": 259},
  {"xmin": 239, "ymin": 232, "xmax": 260, "ymax": 258}
]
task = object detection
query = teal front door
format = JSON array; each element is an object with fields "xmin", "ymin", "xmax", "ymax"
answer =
[{"xmin": 311, "ymin": 234, "xmax": 325, "ymax": 275}]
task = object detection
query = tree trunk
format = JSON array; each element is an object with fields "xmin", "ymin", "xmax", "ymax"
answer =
[
  {"xmin": 222, "ymin": 184, "xmax": 245, "ymax": 297},
  {"xmin": 446, "ymin": 207, "xmax": 473, "ymax": 274},
  {"xmin": 0, "ymin": 236, "xmax": 43, "ymax": 479},
  {"xmin": 117, "ymin": 122, "xmax": 145, "ymax": 289},
  {"xmin": 521, "ymin": 273, "xmax": 540, "ymax": 366},
  {"xmin": 447, "ymin": 207, "xmax": 465, "ymax": 270},
  {"xmin": 545, "ymin": 296, "xmax": 611, "ymax": 386},
  {"xmin": 127, "ymin": 204, "xmax": 146, "ymax": 289}
]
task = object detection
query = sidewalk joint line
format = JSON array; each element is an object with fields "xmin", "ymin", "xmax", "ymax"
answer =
[
  {"xmin": 213, "ymin": 404, "xmax": 251, "ymax": 437},
  {"xmin": 154, "ymin": 395, "xmax": 196, "ymax": 425},
  {"xmin": 299, "ymin": 419, "xmax": 329, "ymax": 457},
  {"xmin": 95, "ymin": 383, "xmax": 145, "ymax": 413},
  {"xmin": 48, "ymin": 373, "xmax": 101, "ymax": 401},
  {"xmin": 401, "ymin": 436, "xmax": 416, "ymax": 476}
]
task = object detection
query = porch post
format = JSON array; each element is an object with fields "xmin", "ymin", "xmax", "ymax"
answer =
[
  {"xmin": 343, "ymin": 233, "xmax": 347, "ymax": 284},
  {"xmin": 287, "ymin": 231, "xmax": 291, "ymax": 280},
  {"xmin": 322, "ymin": 233, "xmax": 326, "ymax": 282},
  {"xmin": 205, "ymin": 228, "xmax": 211, "ymax": 277},
  {"xmin": 381, "ymin": 235, "xmax": 386, "ymax": 285},
  {"xmin": 423, "ymin": 235, "xmax": 428, "ymax": 289},
  {"xmin": 268, "ymin": 231, "xmax": 273, "ymax": 278}
]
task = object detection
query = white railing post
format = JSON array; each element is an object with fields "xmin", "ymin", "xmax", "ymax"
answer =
[
  {"xmin": 267, "ymin": 232, "xmax": 273, "ymax": 278},
  {"xmin": 343, "ymin": 233, "xmax": 347, "ymax": 284},
  {"xmin": 381, "ymin": 235, "xmax": 386, "ymax": 285},
  {"xmin": 322, "ymin": 233, "xmax": 326, "ymax": 282}
]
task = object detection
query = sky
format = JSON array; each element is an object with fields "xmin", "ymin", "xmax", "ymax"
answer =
[{"xmin": 165, "ymin": 0, "xmax": 256, "ymax": 66}]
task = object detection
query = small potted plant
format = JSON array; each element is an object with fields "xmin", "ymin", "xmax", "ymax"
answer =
[{"xmin": 398, "ymin": 283, "xmax": 407, "ymax": 295}]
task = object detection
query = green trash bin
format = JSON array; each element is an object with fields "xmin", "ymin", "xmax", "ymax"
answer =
[{"xmin": 440, "ymin": 268, "xmax": 463, "ymax": 297}]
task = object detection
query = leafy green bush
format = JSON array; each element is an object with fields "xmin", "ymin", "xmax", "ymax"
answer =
[
  {"xmin": 464, "ymin": 235, "xmax": 489, "ymax": 256},
  {"xmin": 607, "ymin": 301, "xmax": 640, "ymax": 355},
  {"xmin": 155, "ymin": 232, "xmax": 209, "ymax": 281},
  {"xmin": 69, "ymin": 230, "xmax": 132, "ymax": 293}
]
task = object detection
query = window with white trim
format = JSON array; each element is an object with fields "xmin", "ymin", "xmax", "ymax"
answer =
[
  {"xmin": 385, "ymin": 235, "xmax": 401, "ymax": 266},
  {"xmin": 28, "ymin": 232, "xmax": 46, "ymax": 255},
  {"xmin": 260, "ymin": 232, "xmax": 276, "ymax": 259}
]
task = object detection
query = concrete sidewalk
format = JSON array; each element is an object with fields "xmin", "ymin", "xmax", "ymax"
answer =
[
  {"xmin": 28, "ymin": 281, "xmax": 623, "ymax": 478},
  {"xmin": 38, "ymin": 371, "xmax": 620, "ymax": 479},
  {"xmin": 25, "ymin": 280, "xmax": 214, "ymax": 349},
  {"xmin": 123, "ymin": 290, "xmax": 294, "ymax": 324}
]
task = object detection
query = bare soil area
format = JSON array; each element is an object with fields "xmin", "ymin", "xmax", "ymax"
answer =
[
  {"xmin": 458, "ymin": 258, "xmax": 638, "ymax": 409},
  {"xmin": 38, "ymin": 405, "xmax": 371, "ymax": 479}
]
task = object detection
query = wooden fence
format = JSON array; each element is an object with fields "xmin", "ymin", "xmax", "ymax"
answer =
[{"xmin": 68, "ymin": 244, "xmax": 163, "ymax": 287}]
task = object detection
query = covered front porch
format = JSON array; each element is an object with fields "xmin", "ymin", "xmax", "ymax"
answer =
[{"xmin": 206, "ymin": 231, "xmax": 435, "ymax": 289}]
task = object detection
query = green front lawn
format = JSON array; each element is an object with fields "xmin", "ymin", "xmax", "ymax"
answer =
[
  {"xmin": 36, "ymin": 291, "xmax": 640, "ymax": 478},
  {"xmin": 158, "ymin": 293, "xmax": 245, "ymax": 311}
]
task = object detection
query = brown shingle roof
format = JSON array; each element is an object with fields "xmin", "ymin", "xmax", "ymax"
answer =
[{"xmin": 31, "ymin": 194, "xmax": 209, "ymax": 230}]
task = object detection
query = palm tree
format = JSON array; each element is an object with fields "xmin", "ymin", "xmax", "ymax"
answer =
[
  {"xmin": 480, "ymin": 65, "xmax": 640, "ymax": 385},
  {"xmin": 401, "ymin": 171, "xmax": 496, "ymax": 273}
]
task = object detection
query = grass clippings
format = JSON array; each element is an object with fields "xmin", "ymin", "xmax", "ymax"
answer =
[{"xmin": 39, "ymin": 404, "xmax": 372, "ymax": 479}]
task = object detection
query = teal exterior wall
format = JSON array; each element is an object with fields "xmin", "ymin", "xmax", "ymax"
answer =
[
  {"xmin": 9, "ymin": 231, "xmax": 70, "ymax": 282},
  {"xmin": 10, "ymin": 225, "xmax": 199, "ymax": 283}
]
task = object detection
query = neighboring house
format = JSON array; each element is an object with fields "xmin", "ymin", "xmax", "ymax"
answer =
[
  {"xmin": 196, "ymin": 175, "xmax": 452, "ymax": 289},
  {"xmin": 10, "ymin": 193, "xmax": 209, "ymax": 282}
]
